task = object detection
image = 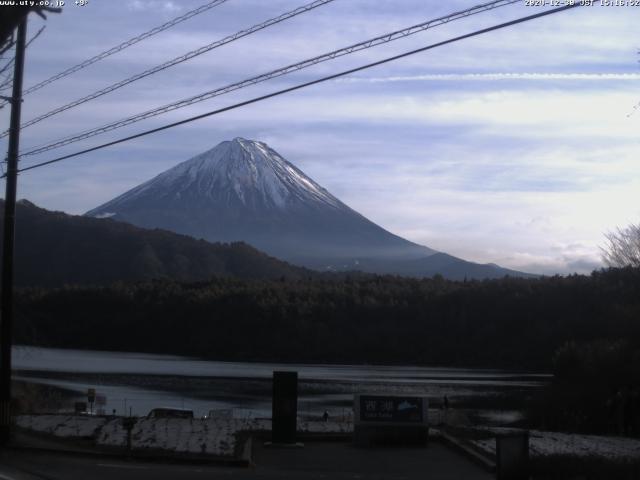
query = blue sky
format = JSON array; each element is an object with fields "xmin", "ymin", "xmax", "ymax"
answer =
[{"xmin": 1, "ymin": 0, "xmax": 639, "ymax": 274}]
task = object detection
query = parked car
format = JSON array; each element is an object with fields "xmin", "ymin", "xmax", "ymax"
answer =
[{"xmin": 147, "ymin": 407, "xmax": 194, "ymax": 419}]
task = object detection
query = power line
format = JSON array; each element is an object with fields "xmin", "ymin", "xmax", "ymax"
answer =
[
  {"xmin": 0, "ymin": 27, "xmax": 45, "ymax": 99},
  {"xmin": 0, "ymin": 35, "xmax": 14, "ymax": 57},
  {"xmin": 25, "ymin": 25, "xmax": 46, "ymax": 49},
  {"xmin": 0, "ymin": 56, "xmax": 15, "ymax": 80},
  {"xmin": 15, "ymin": 3, "xmax": 582, "ymax": 176},
  {"xmin": 2, "ymin": 0, "xmax": 337, "ymax": 137},
  {"xmin": 0, "ymin": 0, "xmax": 231, "ymax": 109},
  {"xmin": 19, "ymin": 0, "xmax": 522, "ymax": 157},
  {"xmin": 0, "ymin": 73, "xmax": 12, "ymax": 93}
]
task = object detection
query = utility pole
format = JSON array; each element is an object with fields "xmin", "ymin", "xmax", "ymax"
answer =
[{"xmin": 0, "ymin": 17, "xmax": 27, "ymax": 445}]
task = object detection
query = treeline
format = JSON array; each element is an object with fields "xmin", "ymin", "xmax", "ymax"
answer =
[
  {"xmin": 531, "ymin": 339, "xmax": 640, "ymax": 434},
  {"xmin": 13, "ymin": 267, "xmax": 640, "ymax": 370},
  {"xmin": 2, "ymin": 199, "xmax": 310, "ymax": 287}
]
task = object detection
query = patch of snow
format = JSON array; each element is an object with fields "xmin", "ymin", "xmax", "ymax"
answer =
[
  {"xmin": 87, "ymin": 137, "xmax": 346, "ymax": 215},
  {"xmin": 297, "ymin": 420, "xmax": 353, "ymax": 434},
  {"xmin": 470, "ymin": 428, "xmax": 640, "ymax": 462},
  {"xmin": 95, "ymin": 417, "xmax": 127, "ymax": 446},
  {"xmin": 97, "ymin": 417, "xmax": 252, "ymax": 456},
  {"xmin": 16, "ymin": 414, "xmax": 107, "ymax": 438},
  {"xmin": 18, "ymin": 414, "xmax": 271, "ymax": 457},
  {"xmin": 476, "ymin": 410, "xmax": 524, "ymax": 425},
  {"xmin": 17, "ymin": 414, "xmax": 355, "ymax": 457},
  {"xmin": 93, "ymin": 212, "xmax": 116, "ymax": 219}
]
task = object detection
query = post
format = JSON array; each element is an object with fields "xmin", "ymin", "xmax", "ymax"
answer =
[
  {"xmin": 271, "ymin": 371, "xmax": 298, "ymax": 445},
  {"xmin": 87, "ymin": 388, "xmax": 95, "ymax": 415},
  {"xmin": 0, "ymin": 18, "xmax": 27, "ymax": 445},
  {"xmin": 496, "ymin": 431, "xmax": 530, "ymax": 480},
  {"xmin": 122, "ymin": 416, "xmax": 136, "ymax": 454}
]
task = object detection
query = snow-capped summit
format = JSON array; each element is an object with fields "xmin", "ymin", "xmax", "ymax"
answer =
[
  {"xmin": 109, "ymin": 138, "xmax": 342, "ymax": 212},
  {"xmin": 87, "ymin": 137, "xmax": 434, "ymax": 266},
  {"xmin": 87, "ymin": 138, "xmax": 529, "ymax": 278}
]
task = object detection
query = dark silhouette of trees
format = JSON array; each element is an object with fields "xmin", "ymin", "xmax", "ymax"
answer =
[
  {"xmin": 0, "ymin": 200, "xmax": 310, "ymax": 287},
  {"xmin": 13, "ymin": 267, "xmax": 640, "ymax": 372},
  {"xmin": 601, "ymin": 222, "xmax": 640, "ymax": 268}
]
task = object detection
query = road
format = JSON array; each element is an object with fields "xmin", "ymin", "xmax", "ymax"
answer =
[{"xmin": 0, "ymin": 441, "xmax": 493, "ymax": 479}]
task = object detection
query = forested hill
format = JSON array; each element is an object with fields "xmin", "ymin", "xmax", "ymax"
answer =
[
  {"xmin": 1, "ymin": 199, "xmax": 310, "ymax": 287},
  {"xmin": 15, "ymin": 267, "xmax": 640, "ymax": 370}
]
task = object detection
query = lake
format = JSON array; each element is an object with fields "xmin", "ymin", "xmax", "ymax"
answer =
[{"xmin": 13, "ymin": 345, "xmax": 550, "ymax": 421}]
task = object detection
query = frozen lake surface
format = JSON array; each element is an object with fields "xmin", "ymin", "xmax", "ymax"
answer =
[
  {"xmin": 13, "ymin": 345, "xmax": 548, "ymax": 384},
  {"xmin": 13, "ymin": 346, "xmax": 549, "ymax": 419}
]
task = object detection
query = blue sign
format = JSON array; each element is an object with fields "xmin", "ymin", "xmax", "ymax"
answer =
[{"xmin": 359, "ymin": 395, "xmax": 424, "ymax": 423}]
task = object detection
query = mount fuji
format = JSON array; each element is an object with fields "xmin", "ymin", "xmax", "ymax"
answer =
[{"xmin": 87, "ymin": 138, "xmax": 528, "ymax": 279}]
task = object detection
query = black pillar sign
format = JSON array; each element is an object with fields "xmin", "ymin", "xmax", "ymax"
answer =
[
  {"xmin": 497, "ymin": 432, "xmax": 530, "ymax": 480},
  {"xmin": 272, "ymin": 371, "xmax": 298, "ymax": 444}
]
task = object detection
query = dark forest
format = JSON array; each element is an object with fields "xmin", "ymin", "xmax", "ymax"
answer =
[{"xmin": 14, "ymin": 267, "xmax": 640, "ymax": 371}]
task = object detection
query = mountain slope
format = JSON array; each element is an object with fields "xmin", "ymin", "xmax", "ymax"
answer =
[
  {"xmin": 347, "ymin": 253, "xmax": 533, "ymax": 280},
  {"xmin": 2, "ymin": 199, "xmax": 309, "ymax": 287},
  {"xmin": 87, "ymin": 137, "xmax": 532, "ymax": 279},
  {"xmin": 87, "ymin": 138, "xmax": 434, "ymax": 264}
]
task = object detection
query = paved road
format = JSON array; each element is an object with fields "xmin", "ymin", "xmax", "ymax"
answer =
[{"xmin": 0, "ymin": 442, "xmax": 493, "ymax": 480}]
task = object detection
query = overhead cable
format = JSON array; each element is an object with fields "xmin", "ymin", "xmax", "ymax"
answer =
[
  {"xmin": 19, "ymin": 0, "xmax": 522, "ymax": 156},
  {"xmin": 15, "ymin": 3, "xmax": 582, "ymax": 175},
  {"xmin": 2, "ymin": 0, "xmax": 337, "ymax": 136},
  {"xmin": 0, "ymin": 0, "xmax": 231, "ymax": 109}
]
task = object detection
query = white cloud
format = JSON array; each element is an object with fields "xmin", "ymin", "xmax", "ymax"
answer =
[
  {"xmin": 128, "ymin": 1, "xmax": 182, "ymax": 14},
  {"xmin": 339, "ymin": 73, "xmax": 640, "ymax": 82}
]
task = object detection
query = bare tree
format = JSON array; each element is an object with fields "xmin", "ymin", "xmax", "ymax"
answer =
[{"xmin": 601, "ymin": 223, "xmax": 640, "ymax": 268}]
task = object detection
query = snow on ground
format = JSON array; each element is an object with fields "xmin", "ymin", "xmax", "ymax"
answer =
[
  {"xmin": 97, "ymin": 418, "xmax": 251, "ymax": 456},
  {"xmin": 16, "ymin": 415, "xmax": 107, "ymax": 438},
  {"xmin": 471, "ymin": 429, "xmax": 640, "ymax": 462},
  {"xmin": 298, "ymin": 420, "xmax": 353, "ymax": 434},
  {"xmin": 20, "ymin": 414, "xmax": 639, "ymax": 462},
  {"xmin": 16, "ymin": 415, "xmax": 351, "ymax": 457},
  {"xmin": 94, "ymin": 417, "xmax": 127, "ymax": 446}
]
